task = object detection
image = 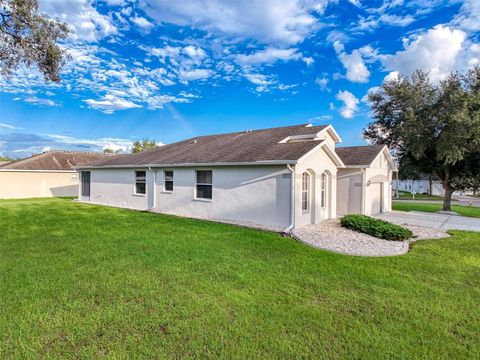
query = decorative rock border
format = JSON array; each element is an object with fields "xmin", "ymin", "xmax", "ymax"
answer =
[{"xmin": 291, "ymin": 219, "xmax": 450, "ymax": 257}]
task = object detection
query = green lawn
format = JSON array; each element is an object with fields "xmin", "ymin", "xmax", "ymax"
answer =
[
  {"xmin": 393, "ymin": 201, "xmax": 480, "ymax": 218},
  {"xmin": 1, "ymin": 198, "xmax": 480, "ymax": 359},
  {"xmin": 393, "ymin": 190, "xmax": 448, "ymax": 201}
]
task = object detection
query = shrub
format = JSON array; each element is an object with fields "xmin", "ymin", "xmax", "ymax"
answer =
[{"xmin": 341, "ymin": 214, "xmax": 412, "ymax": 241}]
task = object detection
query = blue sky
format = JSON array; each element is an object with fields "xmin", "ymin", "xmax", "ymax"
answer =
[{"xmin": 1, "ymin": 0, "xmax": 479, "ymax": 157}]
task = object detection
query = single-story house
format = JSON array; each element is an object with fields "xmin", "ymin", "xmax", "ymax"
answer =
[
  {"xmin": 0, "ymin": 151, "xmax": 107, "ymax": 199},
  {"xmin": 77, "ymin": 124, "xmax": 396, "ymax": 231}
]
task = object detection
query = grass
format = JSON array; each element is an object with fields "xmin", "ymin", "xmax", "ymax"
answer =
[
  {"xmin": 393, "ymin": 190, "xmax": 448, "ymax": 201},
  {"xmin": 1, "ymin": 198, "xmax": 480, "ymax": 359},
  {"xmin": 393, "ymin": 201, "xmax": 480, "ymax": 218}
]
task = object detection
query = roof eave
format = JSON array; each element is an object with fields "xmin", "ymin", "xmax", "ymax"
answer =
[{"xmin": 75, "ymin": 160, "xmax": 299, "ymax": 170}]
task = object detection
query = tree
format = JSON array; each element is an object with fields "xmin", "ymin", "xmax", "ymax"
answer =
[
  {"xmin": 132, "ymin": 138, "xmax": 157, "ymax": 153},
  {"xmin": 364, "ymin": 67, "xmax": 480, "ymax": 211},
  {"xmin": 0, "ymin": 0, "xmax": 70, "ymax": 82},
  {"xmin": 0, "ymin": 155, "xmax": 14, "ymax": 162},
  {"xmin": 103, "ymin": 148, "xmax": 122, "ymax": 154}
]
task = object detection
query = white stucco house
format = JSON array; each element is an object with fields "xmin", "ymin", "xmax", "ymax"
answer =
[{"xmin": 77, "ymin": 124, "xmax": 396, "ymax": 232}]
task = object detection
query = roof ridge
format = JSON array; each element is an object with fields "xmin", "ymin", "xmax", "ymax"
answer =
[{"xmin": 191, "ymin": 123, "xmax": 326, "ymax": 140}]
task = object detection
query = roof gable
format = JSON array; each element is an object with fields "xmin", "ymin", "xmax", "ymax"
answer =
[{"xmin": 335, "ymin": 145, "xmax": 387, "ymax": 167}]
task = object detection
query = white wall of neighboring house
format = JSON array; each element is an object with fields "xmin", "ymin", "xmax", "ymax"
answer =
[
  {"xmin": 393, "ymin": 179, "xmax": 473, "ymax": 196},
  {"xmin": 0, "ymin": 170, "xmax": 78, "ymax": 199}
]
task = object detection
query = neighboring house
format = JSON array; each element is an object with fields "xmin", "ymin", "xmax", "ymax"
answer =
[
  {"xmin": 0, "ymin": 151, "xmax": 107, "ymax": 199},
  {"xmin": 336, "ymin": 145, "xmax": 396, "ymax": 216},
  {"xmin": 77, "ymin": 124, "xmax": 396, "ymax": 231}
]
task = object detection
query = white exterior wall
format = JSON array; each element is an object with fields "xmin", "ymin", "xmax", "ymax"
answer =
[
  {"xmin": 294, "ymin": 144, "xmax": 339, "ymax": 228},
  {"xmin": 0, "ymin": 170, "xmax": 78, "ymax": 199},
  {"xmin": 81, "ymin": 166, "xmax": 291, "ymax": 230},
  {"xmin": 336, "ymin": 169, "xmax": 363, "ymax": 216},
  {"xmin": 79, "ymin": 168, "xmax": 151, "ymax": 211},
  {"xmin": 364, "ymin": 152, "xmax": 393, "ymax": 215},
  {"xmin": 153, "ymin": 166, "xmax": 291, "ymax": 229},
  {"xmin": 336, "ymin": 152, "xmax": 394, "ymax": 216}
]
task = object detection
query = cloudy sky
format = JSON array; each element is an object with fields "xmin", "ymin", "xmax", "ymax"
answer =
[{"xmin": 0, "ymin": 0, "xmax": 479, "ymax": 157}]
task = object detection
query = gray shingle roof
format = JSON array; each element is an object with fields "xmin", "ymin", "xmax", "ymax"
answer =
[
  {"xmin": 1, "ymin": 151, "xmax": 108, "ymax": 170},
  {"xmin": 335, "ymin": 145, "xmax": 385, "ymax": 166},
  {"xmin": 83, "ymin": 124, "xmax": 329, "ymax": 167}
]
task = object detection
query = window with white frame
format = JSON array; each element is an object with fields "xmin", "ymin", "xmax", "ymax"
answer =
[
  {"xmin": 196, "ymin": 170, "xmax": 212, "ymax": 199},
  {"xmin": 164, "ymin": 170, "xmax": 173, "ymax": 191},
  {"xmin": 135, "ymin": 170, "xmax": 146, "ymax": 195},
  {"xmin": 301, "ymin": 172, "xmax": 310, "ymax": 212},
  {"xmin": 320, "ymin": 173, "xmax": 327, "ymax": 208}
]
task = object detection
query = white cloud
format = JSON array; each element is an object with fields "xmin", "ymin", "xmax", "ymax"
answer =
[
  {"xmin": 41, "ymin": 0, "xmax": 117, "ymax": 42},
  {"xmin": 141, "ymin": 0, "xmax": 326, "ymax": 45},
  {"xmin": 333, "ymin": 41, "xmax": 370, "ymax": 83},
  {"xmin": 179, "ymin": 69, "xmax": 214, "ymax": 82},
  {"xmin": 382, "ymin": 25, "xmax": 466, "ymax": 83},
  {"xmin": 452, "ymin": 0, "xmax": 480, "ymax": 32},
  {"xmin": 336, "ymin": 90, "xmax": 359, "ymax": 119},
  {"xmin": 84, "ymin": 94, "xmax": 142, "ymax": 114},
  {"xmin": 383, "ymin": 71, "xmax": 399, "ymax": 82},
  {"xmin": 183, "ymin": 45, "xmax": 207, "ymax": 60},
  {"xmin": 302, "ymin": 56, "xmax": 314, "ymax": 66},
  {"xmin": 23, "ymin": 96, "xmax": 59, "ymax": 107},
  {"xmin": 315, "ymin": 76, "xmax": 329, "ymax": 91},
  {"xmin": 235, "ymin": 48, "xmax": 302, "ymax": 65},
  {"xmin": 131, "ymin": 16, "xmax": 155, "ymax": 32},
  {"xmin": 104, "ymin": 0, "xmax": 126, "ymax": 5},
  {"xmin": 244, "ymin": 73, "xmax": 272, "ymax": 85},
  {"xmin": 0, "ymin": 123, "xmax": 16, "ymax": 129},
  {"xmin": 146, "ymin": 95, "xmax": 191, "ymax": 110}
]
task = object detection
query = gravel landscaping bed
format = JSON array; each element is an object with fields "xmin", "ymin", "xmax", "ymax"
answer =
[{"xmin": 291, "ymin": 219, "xmax": 449, "ymax": 257}]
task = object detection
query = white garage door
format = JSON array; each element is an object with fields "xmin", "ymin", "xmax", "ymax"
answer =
[{"xmin": 370, "ymin": 183, "xmax": 382, "ymax": 214}]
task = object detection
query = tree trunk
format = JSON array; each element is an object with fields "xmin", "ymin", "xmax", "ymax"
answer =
[
  {"xmin": 428, "ymin": 176, "xmax": 433, "ymax": 196},
  {"xmin": 443, "ymin": 184, "xmax": 453, "ymax": 211}
]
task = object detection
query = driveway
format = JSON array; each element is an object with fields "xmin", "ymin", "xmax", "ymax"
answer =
[{"xmin": 375, "ymin": 211, "xmax": 480, "ymax": 231}]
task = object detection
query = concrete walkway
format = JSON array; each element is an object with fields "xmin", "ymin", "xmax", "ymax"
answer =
[{"xmin": 375, "ymin": 211, "xmax": 480, "ymax": 231}]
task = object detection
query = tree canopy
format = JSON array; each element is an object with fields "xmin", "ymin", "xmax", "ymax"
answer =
[
  {"xmin": 0, "ymin": 0, "xmax": 70, "ymax": 82},
  {"xmin": 364, "ymin": 67, "xmax": 480, "ymax": 210},
  {"xmin": 132, "ymin": 138, "xmax": 157, "ymax": 153}
]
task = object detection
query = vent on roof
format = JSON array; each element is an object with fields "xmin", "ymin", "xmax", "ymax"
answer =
[{"xmin": 278, "ymin": 133, "xmax": 323, "ymax": 144}]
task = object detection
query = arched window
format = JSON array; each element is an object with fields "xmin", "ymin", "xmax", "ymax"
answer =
[
  {"xmin": 320, "ymin": 173, "xmax": 327, "ymax": 208},
  {"xmin": 301, "ymin": 172, "xmax": 310, "ymax": 212}
]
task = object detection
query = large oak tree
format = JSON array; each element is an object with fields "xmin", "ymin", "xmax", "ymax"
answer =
[
  {"xmin": 364, "ymin": 67, "xmax": 480, "ymax": 211},
  {"xmin": 0, "ymin": 0, "xmax": 70, "ymax": 82}
]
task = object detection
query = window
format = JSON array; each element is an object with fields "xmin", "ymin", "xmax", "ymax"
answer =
[
  {"xmin": 196, "ymin": 170, "xmax": 212, "ymax": 199},
  {"xmin": 301, "ymin": 172, "xmax": 310, "ymax": 212},
  {"xmin": 81, "ymin": 171, "xmax": 90, "ymax": 196},
  {"xmin": 164, "ymin": 170, "xmax": 174, "ymax": 192},
  {"xmin": 320, "ymin": 173, "xmax": 327, "ymax": 208},
  {"xmin": 135, "ymin": 170, "xmax": 146, "ymax": 195}
]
